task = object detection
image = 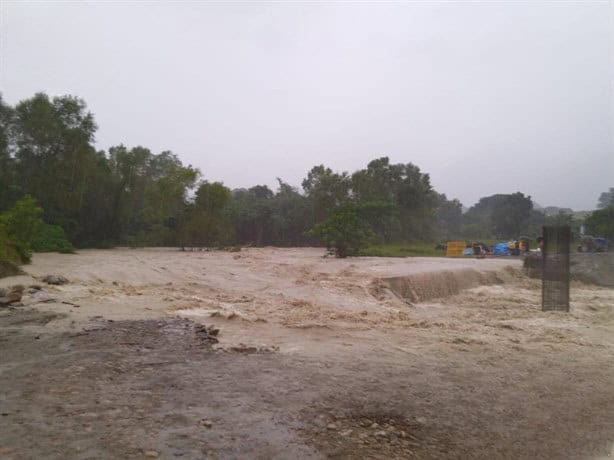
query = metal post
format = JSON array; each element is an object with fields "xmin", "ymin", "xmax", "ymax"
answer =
[{"xmin": 542, "ymin": 226, "xmax": 570, "ymax": 312}]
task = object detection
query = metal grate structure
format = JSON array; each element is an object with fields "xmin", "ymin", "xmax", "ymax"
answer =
[{"xmin": 542, "ymin": 226, "xmax": 570, "ymax": 312}]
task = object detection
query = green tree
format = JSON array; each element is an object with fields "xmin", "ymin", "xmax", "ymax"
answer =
[
  {"xmin": 11, "ymin": 93, "xmax": 109, "ymax": 245},
  {"xmin": 544, "ymin": 211, "xmax": 584, "ymax": 240},
  {"xmin": 351, "ymin": 157, "xmax": 405, "ymax": 203},
  {"xmin": 190, "ymin": 181, "xmax": 233, "ymax": 246},
  {"xmin": 302, "ymin": 165, "xmax": 350, "ymax": 223},
  {"xmin": 463, "ymin": 192, "xmax": 535, "ymax": 238},
  {"xmin": 144, "ymin": 155, "xmax": 199, "ymax": 245},
  {"xmin": 195, "ymin": 181, "xmax": 232, "ymax": 213},
  {"xmin": 491, "ymin": 192, "xmax": 534, "ymax": 237},
  {"xmin": 270, "ymin": 179, "xmax": 313, "ymax": 246},
  {"xmin": 107, "ymin": 145, "xmax": 153, "ymax": 241},
  {"xmin": 585, "ymin": 206, "xmax": 614, "ymax": 239},
  {"xmin": 0, "ymin": 195, "xmax": 44, "ymax": 263},
  {"xmin": 351, "ymin": 157, "xmax": 438, "ymax": 240},
  {"xmin": 0, "ymin": 94, "xmax": 20, "ymax": 212},
  {"xmin": 227, "ymin": 180, "xmax": 313, "ymax": 247},
  {"xmin": 176, "ymin": 181, "xmax": 234, "ymax": 249},
  {"xmin": 354, "ymin": 200, "xmax": 400, "ymax": 243},
  {"xmin": 76, "ymin": 150, "xmax": 120, "ymax": 246},
  {"xmin": 108, "ymin": 145, "xmax": 199, "ymax": 246},
  {"xmin": 229, "ymin": 185, "xmax": 275, "ymax": 246},
  {"xmin": 307, "ymin": 206, "xmax": 375, "ymax": 258},
  {"xmin": 597, "ymin": 188, "xmax": 614, "ymax": 209}
]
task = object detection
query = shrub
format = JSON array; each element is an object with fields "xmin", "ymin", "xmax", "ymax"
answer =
[
  {"xmin": 31, "ymin": 223, "xmax": 75, "ymax": 253},
  {"xmin": 307, "ymin": 206, "xmax": 375, "ymax": 258},
  {"xmin": 585, "ymin": 206, "xmax": 614, "ymax": 240}
]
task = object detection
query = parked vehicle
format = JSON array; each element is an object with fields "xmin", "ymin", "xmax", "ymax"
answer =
[{"xmin": 578, "ymin": 236, "xmax": 610, "ymax": 252}]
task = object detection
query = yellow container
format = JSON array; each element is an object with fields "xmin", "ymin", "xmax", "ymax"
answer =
[{"xmin": 446, "ymin": 241, "xmax": 466, "ymax": 257}]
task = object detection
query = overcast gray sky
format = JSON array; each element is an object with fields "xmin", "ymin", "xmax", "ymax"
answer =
[{"xmin": 1, "ymin": 1, "xmax": 612, "ymax": 210}]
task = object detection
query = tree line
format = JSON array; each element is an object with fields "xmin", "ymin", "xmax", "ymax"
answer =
[{"xmin": 0, "ymin": 92, "xmax": 611, "ymax": 260}]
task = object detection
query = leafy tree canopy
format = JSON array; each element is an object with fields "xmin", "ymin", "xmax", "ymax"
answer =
[
  {"xmin": 0, "ymin": 195, "xmax": 44, "ymax": 263},
  {"xmin": 463, "ymin": 192, "xmax": 534, "ymax": 239},
  {"xmin": 597, "ymin": 188, "xmax": 614, "ymax": 209},
  {"xmin": 585, "ymin": 206, "xmax": 614, "ymax": 239},
  {"xmin": 2, "ymin": 91, "xmax": 577, "ymax": 256}
]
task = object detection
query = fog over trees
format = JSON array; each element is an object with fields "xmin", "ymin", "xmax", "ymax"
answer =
[{"xmin": 0, "ymin": 92, "xmax": 610, "ymax": 259}]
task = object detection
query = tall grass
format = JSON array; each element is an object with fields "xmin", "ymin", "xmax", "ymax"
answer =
[{"xmin": 357, "ymin": 242, "xmax": 445, "ymax": 257}]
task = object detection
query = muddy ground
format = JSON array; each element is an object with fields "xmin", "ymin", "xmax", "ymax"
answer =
[{"xmin": 1, "ymin": 248, "xmax": 613, "ymax": 459}]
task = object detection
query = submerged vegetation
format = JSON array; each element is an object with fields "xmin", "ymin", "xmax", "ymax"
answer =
[{"xmin": 0, "ymin": 92, "xmax": 610, "ymax": 260}]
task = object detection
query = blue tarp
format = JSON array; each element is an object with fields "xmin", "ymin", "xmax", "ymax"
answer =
[{"xmin": 493, "ymin": 242, "xmax": 509, "ymax": 255}]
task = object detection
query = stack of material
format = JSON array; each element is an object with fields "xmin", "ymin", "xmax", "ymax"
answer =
[{"xmin": 493, "ymin": 243, "xmax": 510, "ymax": 256}]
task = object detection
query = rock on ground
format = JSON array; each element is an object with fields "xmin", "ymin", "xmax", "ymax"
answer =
[{"xmin": 42, "ymin": 275, "xmax": 69, "ymax": 285}]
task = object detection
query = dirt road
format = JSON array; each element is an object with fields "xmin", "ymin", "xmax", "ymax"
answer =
[{"xmin": 1, "ymin": 248, "xmax": 613, "ymax": 459}]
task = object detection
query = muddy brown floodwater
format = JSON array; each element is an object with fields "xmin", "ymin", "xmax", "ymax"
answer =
[{"xmin": 1, "ymin": 248, "xmax": 613, "ymax": 459}]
